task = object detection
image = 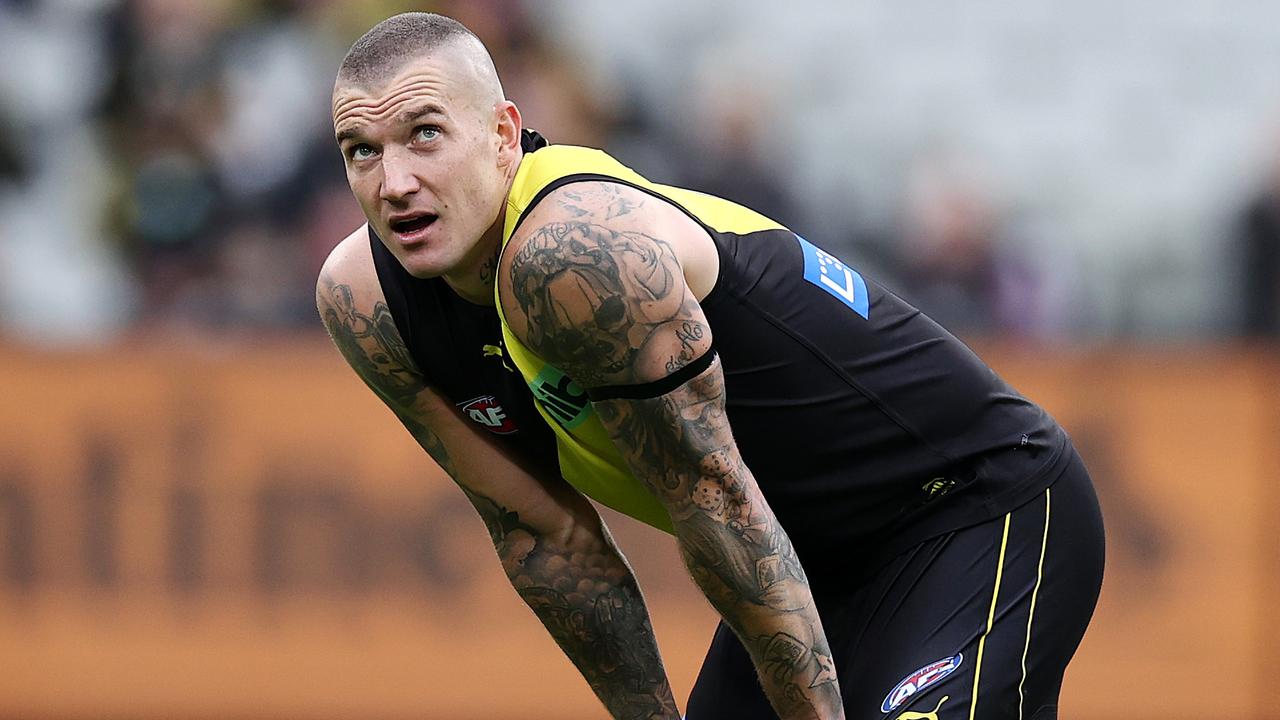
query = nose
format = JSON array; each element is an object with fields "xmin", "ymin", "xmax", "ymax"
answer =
[{"xmin": 379, "ymin": 147, "xmax": 421, "ymax": 203}]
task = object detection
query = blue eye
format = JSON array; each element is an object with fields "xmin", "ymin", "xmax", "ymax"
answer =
[
  {"xmin": 414, "ymin": 126, "xmax": 440, "ymax": 142},
  {"xmin": 348, "ymin": 144, "xmax": 376, "ymax": 161}
]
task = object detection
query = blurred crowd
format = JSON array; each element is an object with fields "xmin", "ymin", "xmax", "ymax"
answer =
[{"xmin": 0, "ymin": 0, "xmax": 1277, "ymax": 344}]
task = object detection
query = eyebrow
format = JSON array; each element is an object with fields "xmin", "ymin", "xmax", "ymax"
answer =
[{"xmin": 334, "ymin": 103, "xmax": 447, "ymax": 144}]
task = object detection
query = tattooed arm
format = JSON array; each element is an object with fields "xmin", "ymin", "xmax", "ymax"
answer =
[
  {"xmin": 316, "ymin": 227, "xmax": 679, "ymax": 720},
  {"xmin": 500, "ymin": 185, "xmax": 846, "ymax": 720}
]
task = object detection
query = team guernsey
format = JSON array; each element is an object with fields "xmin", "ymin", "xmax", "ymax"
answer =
[
  {"xmin": 369, "ymin": 132, "xmax": 1098, "ymax": 717},
  {"xmin": 372, "ymin": 131, "xmax": 1074, "ymax": 591},
  {"xmin": 369, "ymin": 222, "xmax": 561, "ymax": 482},
  {"xmin": 494, "ymin": 133, "xmax": 1074, "ymax": 590}
]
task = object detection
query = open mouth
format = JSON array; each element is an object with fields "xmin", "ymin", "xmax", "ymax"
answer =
[{"xmin": 390, "ymin": 214, "xmax": 437, "ymax": 235}]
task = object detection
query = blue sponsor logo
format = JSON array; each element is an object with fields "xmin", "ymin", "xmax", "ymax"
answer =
[
  {"xmin": 881, "ymin": 653, "xmax": 963, "ymax": 714},
  {"xmin": 796, "ymin": 234, "xmax": 869, "ymax": 318}
]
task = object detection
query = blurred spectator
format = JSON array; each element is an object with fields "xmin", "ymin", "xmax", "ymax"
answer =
[
  {"xmin": 158, "ymin": 215, "xmax": 317, "ymax": 329},
  {"xmin": 0, "ymin": 110, "xmax": 24, "ymax": 187},
  {"xmin": 672, "ymin": 52, "xmax": 800, "ymax": 230},
  {"xmin": 897, "ymin": 159, "xmax": 1002, "ymax": 335},
  {"xmin": 0, "ymin": 0, "xmax": 134, "ymax": 343},
  {"xmin": 1235, "ymin": 147, "xmax": 1280, "ymax": 337},
  {"xmin": 103, "ymin": 0, "xmax": 356, "ymax": 330},
  {"xmin": 89, "ymin": 0, "xmax": 610, "ymax": 333},
  {"xmin": 439, "ymin": 0, "xmax": 616, "ymax": 148},
  {"xmin": 893, "ymin": 154, "xmax": 1079, "ymax": 340},
  {"xmin": 7, "ymin": 0, "xmax": 1279, "ymax": 343},
  {"xmin": 103, "ymin": 0, "xmax": 236, "ymax": 326}
]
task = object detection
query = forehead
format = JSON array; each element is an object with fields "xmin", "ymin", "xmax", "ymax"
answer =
[{"xmin": 332, "ymin": 53, "xmax": 476, "ymax": 134}]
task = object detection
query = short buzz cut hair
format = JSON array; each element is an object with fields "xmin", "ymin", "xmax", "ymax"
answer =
[{"xmin": 338, "ymin": 12, "xmax": 479, "ymax": 87}]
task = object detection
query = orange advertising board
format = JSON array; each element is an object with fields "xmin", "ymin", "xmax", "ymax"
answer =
[{"xmin": 0, "ymin": 341, "xmax": 1275, "ymax": 719}]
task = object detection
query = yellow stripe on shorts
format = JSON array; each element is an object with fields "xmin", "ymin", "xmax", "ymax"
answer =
[{"xmin": 969, "ymin": 512, "xmax": 1012, "ymax": 720}]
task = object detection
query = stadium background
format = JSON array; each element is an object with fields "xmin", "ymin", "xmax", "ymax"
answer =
[{"xmin": 1, "ymin": 0, "xmax": 1277, "ymax": 718}]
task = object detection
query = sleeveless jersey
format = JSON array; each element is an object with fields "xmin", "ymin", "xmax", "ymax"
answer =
[
  {"xmin": 496, "ymin": 140, "xmax": 1074, "ymax": 586},
  {"xmin": 369, "ymin": 224, "xmax": 560, "ymax": 481}
]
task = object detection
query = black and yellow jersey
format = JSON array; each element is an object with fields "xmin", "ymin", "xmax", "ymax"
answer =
[
  {"xmin": 368, "ymin": 224, "xmax": 561, "ymax": 482},
  {"xmin": 495, "ymin": 134, "xmax": 1073, "ymax": 588}
]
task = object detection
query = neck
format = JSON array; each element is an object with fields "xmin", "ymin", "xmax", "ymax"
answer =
[
  {"xmin": 441, "ymin": 233, "xmax": 501, "ymax": 306},
  {"xmin": 441, "ymin": 148, "xmax": 524, "ymax": 306}
]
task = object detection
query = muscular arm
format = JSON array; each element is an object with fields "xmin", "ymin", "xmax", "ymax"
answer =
[
  {"xmin": 501, "ymin": 187, "xmax": 846, "ymax": 720},
  {"xmin": 316, "ymin": 229, "xmax": 679, "ymax": 720}
]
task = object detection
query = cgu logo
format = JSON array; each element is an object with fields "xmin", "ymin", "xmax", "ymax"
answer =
[
  {"xmin": 881, "ymin": 653, "xmax": 963, "ymax": 713},
  {"xmin": 457, "ymin": 395, "xmax": 518, "ymax": 434}
]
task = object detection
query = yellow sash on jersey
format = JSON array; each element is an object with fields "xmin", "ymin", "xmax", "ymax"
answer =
[{"xmin": 494, "ymin": 145, "xmax": 784, "ymax": 533}]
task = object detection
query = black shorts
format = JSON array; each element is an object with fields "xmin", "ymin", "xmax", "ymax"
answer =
[{"xmin": 685, "ymin": 447, "xmax": 1105, "ymax": 720}]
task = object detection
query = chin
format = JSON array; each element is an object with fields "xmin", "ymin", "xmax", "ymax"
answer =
[
  {"xmin": 376, "ymin": 233, "xmax": 440, "ymax": 279},
  {"xmin": 398, "ymin": 242, "xmax": 471, "ymax": 280},
  {"xmin": 399, "ymin": 255, "xmax": 447, "ymax": 279}
]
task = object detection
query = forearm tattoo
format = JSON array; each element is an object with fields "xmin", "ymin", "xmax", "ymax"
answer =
[
  {"xmin": 507, "ymin": 208, "xmax": 843, "ymax": 718},
  {"xmin": 317, "ymin": 278, "xmax": 453, "ymax": 476},
  {"xmin": 468, "ymin": 490, "xmax": 679, "ymax": 720},
  {"xmin": 320, "ymin": 273, "xmax": 676, "ymax": 717},
  {"xmin": 595, "ymin": 374, "xmax": 841, "ymax": 719}
]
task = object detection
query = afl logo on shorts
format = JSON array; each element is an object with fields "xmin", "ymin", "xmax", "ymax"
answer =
[
  {"xmin": 457, "ymin": 395, "xmax": 518, "ymax": 435},
  {"xmin": 881, "ymin": 653, "xmax": 963, "ymax": 714}
]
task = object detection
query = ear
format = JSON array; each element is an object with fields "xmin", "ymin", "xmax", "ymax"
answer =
[{"xmin": 494, "ymin": 100, "xmax": 523, "ymax": 166}]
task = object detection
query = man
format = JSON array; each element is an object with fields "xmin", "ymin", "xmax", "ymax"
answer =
[{"xmin": 318, "ymin": 13, "xmax": 1104, "ymax": 720}]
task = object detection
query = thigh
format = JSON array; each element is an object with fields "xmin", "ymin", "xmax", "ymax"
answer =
[
  {"xmin": 842, "ymin": 455, "xmax": 1104, "ymax": 720},
  {"xmin": 685, "ymin": 451, "xmax": 1104, "ymax": 720}
]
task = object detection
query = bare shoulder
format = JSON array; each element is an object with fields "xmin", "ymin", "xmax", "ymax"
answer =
[
  {"xmin": 509, "ymin": 180, "xmax": 708, "ymax": 249},
  {"xmin": 315, "ymin": 224, "xmax": 390, "ymax": 349},
  {"xmin": 317, "ymin": 224, "xmax": 377, "ymax": 297},
  {"xmin": 315, "ymin": 224, "xmax": 424, "ymax": 408},
  {"xmin": 524, "ymin": 181, "xmax": 658, "ymax": 231}
]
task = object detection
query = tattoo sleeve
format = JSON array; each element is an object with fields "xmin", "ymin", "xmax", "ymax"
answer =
[
  {"xmin": 468, "ymin": 489, "xmax": 680, "ymax": 720},
  {"xmin": 507, "ymin": 214, "xmax": 846, "ymax": 720},
  {"xmin": 319, "ymin": 271, "xmax": 679, "ymax": 719}
]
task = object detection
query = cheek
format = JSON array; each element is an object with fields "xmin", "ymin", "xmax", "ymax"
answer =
[
  {"xmin": 453, "ymin": 148, "xmax": 501, "ymax": 201},
  {"xmin": 348, "ymin": 170, "xmax": 380, "ymax": 207},
  {"xmin": 456, "ymin": 162, "xmax": 492, "ymax": 200}
]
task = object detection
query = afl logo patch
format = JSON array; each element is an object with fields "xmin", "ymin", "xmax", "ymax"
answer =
[
  {"xmin": 457, "ymin": 395, "xmax": 518, "ymax": 435},
  {"xmin": 881, "ymin": 653, "xmax": 963, "ymax": 714}
]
